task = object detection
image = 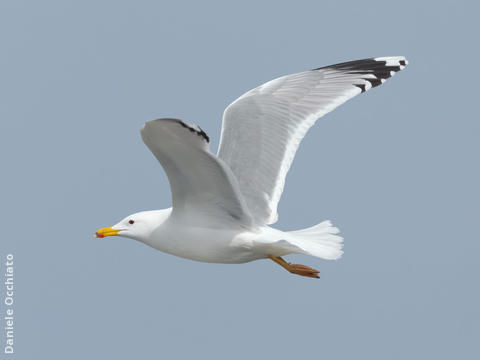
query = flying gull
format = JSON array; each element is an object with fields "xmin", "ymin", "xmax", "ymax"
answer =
[{"xmin": 95, "ymin": 56, "xmax": 408, "ymax": 278}]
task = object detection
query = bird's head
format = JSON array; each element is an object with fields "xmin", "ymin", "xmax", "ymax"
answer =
[{"xmin": 94, "ymin": 209, "xmax": 170, "ymax": 242}]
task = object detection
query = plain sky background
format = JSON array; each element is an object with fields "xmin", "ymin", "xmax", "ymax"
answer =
[{"xmin": 1, "ymin": 0, "xmax": 479, "ymax": 359}]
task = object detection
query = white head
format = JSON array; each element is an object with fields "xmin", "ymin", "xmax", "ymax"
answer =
[{"xmin": 94, "ymin": 209, "xmax": 171, "ymax": 242}]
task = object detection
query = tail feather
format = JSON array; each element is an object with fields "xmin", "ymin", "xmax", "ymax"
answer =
[{"xmin": 286, "ymin": 220, "xmax": 344, "ymax": 260}]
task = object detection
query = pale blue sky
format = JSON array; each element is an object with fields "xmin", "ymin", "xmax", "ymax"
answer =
[{"xmin": 1, "ymin": 0, "xmax": 479, "ymax": 359}]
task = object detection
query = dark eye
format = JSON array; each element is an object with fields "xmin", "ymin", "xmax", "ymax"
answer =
[{"xmin": 128, "ymin": 220, "xmax": 134, "ymax": 225}]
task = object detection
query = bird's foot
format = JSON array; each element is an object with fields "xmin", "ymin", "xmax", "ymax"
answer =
[
  {"xmin": 268, "ymin": 255, "xmax": 319, "ymax": 279},
  {"xmin": 287, "ymin": 263, "xmax": 320, "ymax": 278}
]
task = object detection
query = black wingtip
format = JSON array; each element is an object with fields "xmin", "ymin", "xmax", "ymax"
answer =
[
  {"xmin": 364, "ymin": 77, "xmax": 382, "ymax": 88},
  {"xmin": 178, "ymin": 120, "xmax": 210, "ymax": 143},
  {"xmin": 312, "ymin": 57, "xmax": 407, "ymax": 90},
  {"xmin": 354, "ymin": 84, "xmax": 366, "ymax": 93},
  {"xmin": 146, "ymin": 118, "xmax": 210, "ymax": 143}
]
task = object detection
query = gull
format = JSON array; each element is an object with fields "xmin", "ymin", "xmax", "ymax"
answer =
[{"xmin": 95, "ymin": 56, "xmax": 408, "ymax": 278}]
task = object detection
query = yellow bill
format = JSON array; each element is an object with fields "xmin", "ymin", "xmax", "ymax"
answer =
[{"xmin": 94, "ymin": 226, "xmax": 120, "ymax": 238}]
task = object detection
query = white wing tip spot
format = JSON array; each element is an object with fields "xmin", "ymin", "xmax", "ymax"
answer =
[{"xmin": 374, "ymin": 56, "xmax": 408, "ymax": 67}]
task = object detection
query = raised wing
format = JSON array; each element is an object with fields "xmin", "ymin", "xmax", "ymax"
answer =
[
  {"xmin": 217, "ymin": 56, "xmax": 408, "ymax": 225},
  {"xmin": 141, "ymin": 118, "xmax": 252, "ymax": 227}
]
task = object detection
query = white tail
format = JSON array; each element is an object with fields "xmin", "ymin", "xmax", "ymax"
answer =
[{"xmin": 286, "ymin": 220, "xmax": 344, "ymax": 260}]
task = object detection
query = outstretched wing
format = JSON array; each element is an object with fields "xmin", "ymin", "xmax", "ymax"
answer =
[
  {"xmin": 141, "ymin": 118, "xmax": 252, "ymax": 227},
  {"xmin": 217, "ymin": 56, "xmax": 408, "ymax": 225}
]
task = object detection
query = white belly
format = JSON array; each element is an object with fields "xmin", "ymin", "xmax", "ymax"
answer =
[{"xmin": 142, "ymin": 223, "xmax": 266, "ymax": 264}]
